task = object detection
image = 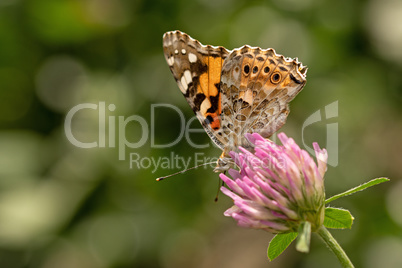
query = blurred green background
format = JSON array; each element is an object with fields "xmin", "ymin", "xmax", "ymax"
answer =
[{"xmin": 1, "ymin": 0, "xmax": 402, "ymax": 267}]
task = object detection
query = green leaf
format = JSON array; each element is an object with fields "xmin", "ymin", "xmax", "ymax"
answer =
[
  {"xmin": 325, "ymin": 177, "xmax": 389, "ymax": 204},
  {"xmin": 296, "ymin": 221, "xmax": 311, "ymax": 253},
  {"xmin": 324, "ymin": 207, "xmax": 354, "ymax": 229},
  {"xmin": 267, "ymin": 232, "xmax": 297, "ymax": 261}
]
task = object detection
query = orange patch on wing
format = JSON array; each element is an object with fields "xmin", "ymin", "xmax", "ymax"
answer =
[
  {"xmin": 198, "ymin": 72, "xmax": 208, "ymax": 95},
  {"xmin": 198, "ymin": 55, "xmax": 224, "ymax": 119},
  {"xmin": 206, "ymin": 112, "xmax": 221, "ymax": 130},
  {"xmin": 218, "ymin": 92, "xmax": 222, "ymax": 115},
  {"xmin": 208, "ymin": 56, "xmax": 222, "ymax": 97},
  {"xmin": 198, "ymin": 56, "xmax": 224, "ymax": 98}
]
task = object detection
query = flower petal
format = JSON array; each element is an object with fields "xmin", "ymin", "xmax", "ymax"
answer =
[{"xmin": 313, "ymin": 142, "xmax": 328, "ymax": 178}]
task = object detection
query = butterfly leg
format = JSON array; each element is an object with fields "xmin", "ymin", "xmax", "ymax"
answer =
[{"xmin": 214, "ymin": 170, "xmax": 226, "ymax": 202}]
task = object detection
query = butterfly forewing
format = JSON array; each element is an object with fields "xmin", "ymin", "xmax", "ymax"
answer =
[{"xmin": 163, "ymin": 31, "xmax": 230, "ymax": 150}]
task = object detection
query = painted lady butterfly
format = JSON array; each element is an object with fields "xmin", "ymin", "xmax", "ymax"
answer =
[{"xmin": 163, "ymin": 31, "xmax": 307, "ymax": 173}]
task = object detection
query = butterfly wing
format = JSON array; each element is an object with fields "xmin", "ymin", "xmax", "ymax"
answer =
[
  {"xmin": 163, "ymin": 31, "xmax": 230, "ymax": 150},
  {"xmin": 219, "ymin": 46, "xmax": 307, "ymax": 151}
]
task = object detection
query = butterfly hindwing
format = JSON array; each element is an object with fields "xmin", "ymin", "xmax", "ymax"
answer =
[
  {"xmin": 219, "ymin": 46, "xmax": 307, "ymax": 152},
  {"xmin": 163, "ymin": 31, "xmax": 230, "ymax": 150}
]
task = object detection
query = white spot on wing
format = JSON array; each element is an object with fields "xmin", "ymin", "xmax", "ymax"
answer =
[
  {"xmin": 180, "ymin": 76, "xmax": 188, "ymax": 93},
  {"xmin": 188, "ymin": 53, "xmax": 197, "ymax": 63},
  {"xmin": 167, "ymin": 56, "xmax": 174, "ymax": 66},
  {"xmin": 179, "ymin": 70, "xmax": 192, "ymax": 94},
  {"xmin": 181, "ymin": 49, "xmax": 186, "ymax": 54},
  {"xmin": 200, "ymin": 98, "xmax": 211, "ymax": 115},
  {"xmin": 183, "ymin": 70, "xmax": 192, "ymax": 85},
  {"xmin": 174, "ymin": 49, "xmax": 179, "ymax": 55}
]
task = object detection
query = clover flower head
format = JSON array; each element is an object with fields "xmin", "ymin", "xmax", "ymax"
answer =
[{"xmin": 220, "ymin": 132, "xmax": 328, "ymax": 233}]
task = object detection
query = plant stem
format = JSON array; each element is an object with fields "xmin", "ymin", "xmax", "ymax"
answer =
[{"xmin": 316, "ymin": 226, "xmax": 354, "ymax": 268}]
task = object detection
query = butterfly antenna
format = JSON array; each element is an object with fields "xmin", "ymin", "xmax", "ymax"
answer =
[
  {"xmin": 156, "ymin": 162, "xmax": 216, "ymax": 181},
  {"xmin": 214, "ymin": 171, "xmax": 226, "ymax": 202}
]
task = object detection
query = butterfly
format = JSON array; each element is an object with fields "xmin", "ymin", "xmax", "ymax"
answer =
[{"xmin": 163, "ymin": 30, "xmax": 307, "ymax": 172}]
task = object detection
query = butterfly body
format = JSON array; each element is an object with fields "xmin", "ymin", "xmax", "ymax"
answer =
[{"xmin": 163, "ymin": 31, "xmax": 307, "ymax": 172}]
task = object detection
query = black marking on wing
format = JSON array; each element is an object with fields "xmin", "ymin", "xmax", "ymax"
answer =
[
  {"xmin": 193, "ymin": 93, "xmax": 206, "ymax": 112},
  {"xmin": 191, "ymin": 61, "xmax": 208, "ymax": 73},
  {"xmin": 207, "ymin": 93, "xmax": 220, "ymax": 113},
  {"xmin": 289, "ymin": 73, "xmax": 303, "ymax": 84},
  {"xmin": 205, "ymin": 115, "xmax": 214, "ymax": 124}
]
